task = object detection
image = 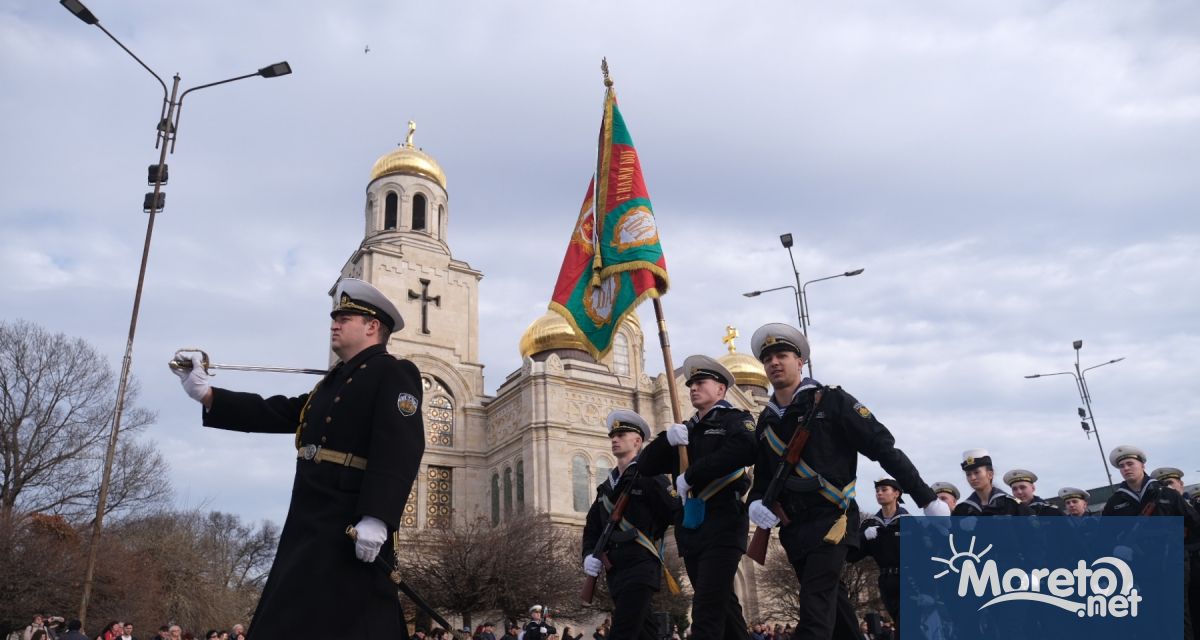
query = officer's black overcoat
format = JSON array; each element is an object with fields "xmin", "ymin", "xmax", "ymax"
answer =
[{"xmin": 203, "ymin": 343, "xmax": 425, "ymax": 640}]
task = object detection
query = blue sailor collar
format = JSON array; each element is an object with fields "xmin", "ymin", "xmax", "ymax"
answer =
[
  {"xmin": 960, "ymin": 485, "xmax": 1011, "ymax": 512},
  {"xmin": 607, "ymin": 457, "xmax": 640, "ymax": 489},
  {"xmin": 1115, "ymin": 477, "xmax": 1158, "ymax": 503},
  {"xmin": 869, "ymin": 506, "xmax": 911, "ymax": 526},
  {"xmin": 691, "ymin": 399, "xmax": 734, "ymax": 424},
  {"xmin": 766, "ymin": 377, "xmax": 821, "ymax": 417}
]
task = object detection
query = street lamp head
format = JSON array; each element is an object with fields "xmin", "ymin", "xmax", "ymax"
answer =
[
  {"xmin": 258, "ymin": 62, "xmax": 292, "ymax": 78},
  {"xmin": 844, "ymin": 268, "xmax": 865, "ymax": 277},
  {"xmin": 1073, "ymin": 339, "xmax": 1083, "ymax": 350},
  {"xmin": 1110, "ymin": 357, "xmax": 1126, "ymax": 364},
  {"xmin": 60, "ymin": 0, "xmax": 99, "ymax": 25},
  {"xmin": 1023, "ymin": 374, "xmax": 1040, "ymax": 379},
  {"xmin": 1077, "ymin": 407, "xmax": 1087, "ymax": 418},
  {"xmin": 779, "ymin": 233, "xmax": 793, "ymax": 249},
  {"xmin": 742, "ymin": 291, "xmax": 761, "ymax": 298}
]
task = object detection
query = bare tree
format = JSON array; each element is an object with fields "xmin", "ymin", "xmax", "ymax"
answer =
[
  {"xmin": 402, "ymin": 511, "xmax": 589, "ymax": 630},
  {"xmin": 0, "ymin": 320, "xmax": 165, "ymax": 523}
]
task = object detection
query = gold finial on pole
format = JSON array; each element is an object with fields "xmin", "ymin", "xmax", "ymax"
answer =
[
  {"xmin": 600, "ymin": 57, "xmax": 613, "ymax": 88},
  {"xmin": 405, "ymin": 120, "xmax": 416, "ymax": 148},
  {"xmin": 723, "ymin": 325, "xmax": 739, "ymax": 354}
]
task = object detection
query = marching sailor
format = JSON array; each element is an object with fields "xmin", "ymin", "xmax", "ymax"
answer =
[
  {"xmin": 1058, "ymin": 487, "xmax": 1092, "ymax": 517},
  {"xmin": 930, "ymin": 482, "xmax": 960, "ymax": 512},
  {"xmin": 1002, "ymin": 469, "xmax": 1062, "ymax": 516},
  {"xmin": 855, "ymin": 478, "xmax": 910, "ymax": 629},
  {"xmin": 951, "ymin": 450, "xmax": 1030, "ymax": 517}
]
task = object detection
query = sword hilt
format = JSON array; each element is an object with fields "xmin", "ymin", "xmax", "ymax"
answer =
[{"xmin": 169, "ymin": 348, "xmax": 212, "ymax": 374}]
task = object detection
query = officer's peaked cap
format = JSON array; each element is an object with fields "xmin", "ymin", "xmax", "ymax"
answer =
[
  {"xmin": 751, "ymin": 323, "xmax": 810, "ymax": 362},
  {"xmin": 1108, "ymin": 445, "xmax": 1146, "ymax": 467},
  {"xmin": 930, "ymin": 481, "xmax": 960, "ymax": 499},
  {"xmin": 1150, "ymin": 467, "xmax": 1183, "ymax": 483},
  {"xmin": 1002, "ymin": 469, "xmax": 1038, "ymax": 486},
  {"xmin": 1058, "ymin": 486, "xmax": 1090, "ymax": 501},
  {"xmin": 331, "ymin": 277, "xmax": 404, "ymax": 331},
  {"xmin": 606, "ymin": 409, "xmax": 651, "ymax": 441},
  {"xmin": 528, "ymin": 604, "xmax": 543, "ymax": 614},
  {"xmin": 682, "ymin": 354, "xmax": 735, "ymax": 389},
  {"xmin": 961, "ymin": 448, "xmax": 992, "ymax": 471}
]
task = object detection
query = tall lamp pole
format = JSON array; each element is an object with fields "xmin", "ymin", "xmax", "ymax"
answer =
[
  {"xmin": 60, "ymin": 0, "xmax": 291, "ymax": 624},
  {"xmin": 743, "ymin": 232, "xmax": 863, "ymax": 378},
  {"xmin": 1025, "ymin": 339, "xmax": 1124, "ymax": 488}
]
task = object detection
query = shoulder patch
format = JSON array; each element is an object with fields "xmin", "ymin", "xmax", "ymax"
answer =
[
  {"xmin": 853, "ymin": 402, "xmax": 872, "ymax": 419},
  {"xmin": 397, "ymin": 392, "xmax": 419, "ymax": 416},
  {"xmin": 743, "ymin": 418, "xmax": 756, "ymax": 431}
]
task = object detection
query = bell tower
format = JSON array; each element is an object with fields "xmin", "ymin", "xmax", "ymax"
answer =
[{"xmin": 338, "ymin": 121, "xmax": 485, "ymax": 400}]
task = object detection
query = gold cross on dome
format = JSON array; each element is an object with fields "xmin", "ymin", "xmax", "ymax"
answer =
[
  {"xmin": 405, "ymin": 120, "xmax": 416, "ymax": 148},
  {"xmin": 723, "ymin": 325, "xmax": 739, "ymax": 353}
]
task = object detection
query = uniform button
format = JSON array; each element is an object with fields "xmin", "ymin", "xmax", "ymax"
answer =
[
  {"xmin": 334, "ymin": 396, "xmax": 341, "ymax": 403},
  {"xmin": 325, "ymin": 416, "xmax": 332, "ymax": 424},
  {"xmin": 360, "ymin": 363, "xmax": 368, "ymax": 369},
  {"xmin": 347, "ymin": 377, "xmax": 353, "ymax": 383},
  {"xmin": 321, "ymin": 436, "xmax": 327, "ymax": 443}
]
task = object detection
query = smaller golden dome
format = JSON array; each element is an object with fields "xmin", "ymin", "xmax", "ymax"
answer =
[
  {"xmin": 720, "ymin": 351, "xmax": 768, "ymax": 390},
  {"xmin": 519, "ymin": 311, "xmax": 588, "ymax": 359},
  {"xmin": 369, "ymin": 123, "xmax": 446, "ymax": 189}
]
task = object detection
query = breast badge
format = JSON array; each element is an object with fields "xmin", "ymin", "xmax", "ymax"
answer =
[{"xmin": 397, "ymin": 393, "xmax": 419, "ymax": 416}]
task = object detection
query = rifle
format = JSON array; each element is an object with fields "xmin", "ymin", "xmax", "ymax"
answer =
[
  {"xmin": 746, "ymin": 388, "xmax": 824, "ymax": 565},
  {"xmin": 580, "ymin": 464, "xmax": 641, "ymax": 603}
]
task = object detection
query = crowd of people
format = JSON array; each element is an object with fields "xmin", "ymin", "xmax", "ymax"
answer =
[{"xmin": 13, "ymin": 615, "xmax": 246, "ymax": 640}]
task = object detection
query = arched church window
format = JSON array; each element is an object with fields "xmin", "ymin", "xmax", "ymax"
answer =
[
  {"xmin": 401, "ymin": 482, "xmax": 417, "ymax": 528},
  {"xmin": 503, "ymin": 467, "xmax": 513, "ymax": 518},
  {"xmin": 422, "ymin": 376, "xmax": 453, "ymax": 447},
  {"xmin": 516, "ymin": 459, "xmax": 525, "ymax": 510},
  {"xmin": 491, "ymin": 473, "xmax": 500, "ymax": 525},
  {"xmin": 384, "ymin": 191, "xmax": 398, "ymax": 230},
  {"xmin": 595, "ymin": 457, "xmax": 613, "ymax": 487},
  {"xmin": 413, "ymin": 193, "xmax": 427, "ymax": 230},
  {"xmin": 572, "ymin": 455, "xmax": 591, "ymax": 513},
  {"xmin": 426, "ymin": 466, "xmax": 452, "ymax": 529},
  {"xmin": 438, "ymin": 204, "xmax": 445, "ymax": 234},
  {"xmin": 612, "ymin": 332, "xmax": 630, "ymax": 375}
]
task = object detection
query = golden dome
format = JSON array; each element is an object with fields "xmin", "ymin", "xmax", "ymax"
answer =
[
  {"xmin": 720, "ymin": 351, "xmax": 768, "ymax": 390},
  {"xmin": 519, "ymin": 311, "xmax": 588, "ymax": 358},
  {"xmin": 369, "ymin": 123, "xmax": 446, "ymax": 189}
]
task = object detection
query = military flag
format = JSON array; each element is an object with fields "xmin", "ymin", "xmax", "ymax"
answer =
[{"xmin": 549, "ymin": 61, "xmax": 669, "ymax": 359}]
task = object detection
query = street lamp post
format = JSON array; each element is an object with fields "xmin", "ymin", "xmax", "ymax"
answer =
[
  {"xmin": 1025, "ymin": 339, "xmax": 1125, "ymax": 488},
  {"xmin": 60, "ymin": 0, "xmax": 291, "ymax": 624},
  {"xmin": 743, "ymin": 232, "xmax": 863, "ymax": 378}
]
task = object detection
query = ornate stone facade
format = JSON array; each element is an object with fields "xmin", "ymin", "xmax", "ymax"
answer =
[{"xmin": 337, "ymin": 132, "xmax": 774, "ymax": 620}]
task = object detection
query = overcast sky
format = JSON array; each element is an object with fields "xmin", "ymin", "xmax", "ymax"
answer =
[{"xmin": 3, "ymin": 0, "xmax": 1198, "ymax": 527}]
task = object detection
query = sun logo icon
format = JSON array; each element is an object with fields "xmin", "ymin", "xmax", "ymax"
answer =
[{"xmin": 931, "ymin": 534, "xmax": 992, "ymax": 580}]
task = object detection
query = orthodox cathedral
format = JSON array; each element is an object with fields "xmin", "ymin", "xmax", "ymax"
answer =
[{"xmin": 336, "ymin": 125, "xmax": 772, "ymax": 618}]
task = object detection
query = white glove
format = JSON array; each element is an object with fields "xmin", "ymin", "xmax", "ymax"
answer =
[
  {"xmin": 583, "ymin": 554, "xmax": 602, "ymax": 577},
  {"xmin": 173, "ymin": 353, "xmax": 212, "ymax": 403},
  {"xmin": 748, "ymin": 499, "xmax": 780, "ymax": 529},
  {"xmin": 675, "ymin": 474, "xmax": 691, "ymax": 501},
  {"xmin": 353, "ymin": 515, "xmax": 387, "ymax": 563},
  {"xmin": 666, "ymin": 423, "xmax": 689, "ymax": 446},
  {"xmin": 863, "ymin": 526, "xmax": 879, "ymax": 540},
  {"xmin": 923, "ymin": 500, "xmax": 952, "ymax": 517}
]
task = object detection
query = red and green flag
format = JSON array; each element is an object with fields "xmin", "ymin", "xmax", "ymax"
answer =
[{"xmin": 549, "ymin": 68, "xmax": 669, "ymax": 359}]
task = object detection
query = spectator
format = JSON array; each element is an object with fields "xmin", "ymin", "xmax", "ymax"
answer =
[
  {"xmin": 23, "ymin": 614, "xmax": 49, "ymax": 640},
  {"xmin": 167, "ymin": 626, "xmax": 181, "ymax": 640},
  {"xmin": 412, "ymin": 629, "xmax": 427, "ymax": 640},
  {"xmin": 228, "ymin": 625, "xmax": 244, "ymax": 640},
  {"xmin": 59, "ymin": 621, "xmax": 88, "ymax": 640},
  {"xmin": 119, "ymin": 623, "xmax": 134, "ymax": 640},
  {"xmin": 203, "ymin": 631, "xmax": 219, "ymax": 640},
  {"xmin": 503, "ymin": 625, "xmax": 519, "ymax": 638},
  {"xmin": 591, "ymin": 626, "xmax": 605, "ymax": 640}
]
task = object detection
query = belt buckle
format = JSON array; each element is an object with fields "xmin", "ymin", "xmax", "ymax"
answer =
[{"xmin": 300, "ymin": 444, "xmax": 320, "ymax": 461}]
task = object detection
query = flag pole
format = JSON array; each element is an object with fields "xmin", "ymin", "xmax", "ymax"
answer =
[
  {"xmin": 652, "ymin": 298, "xmax": 689, "ymax": 473},
  {"xmin": 599, "ymin": 58, "xmax": 689, "ymax": 474}
]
